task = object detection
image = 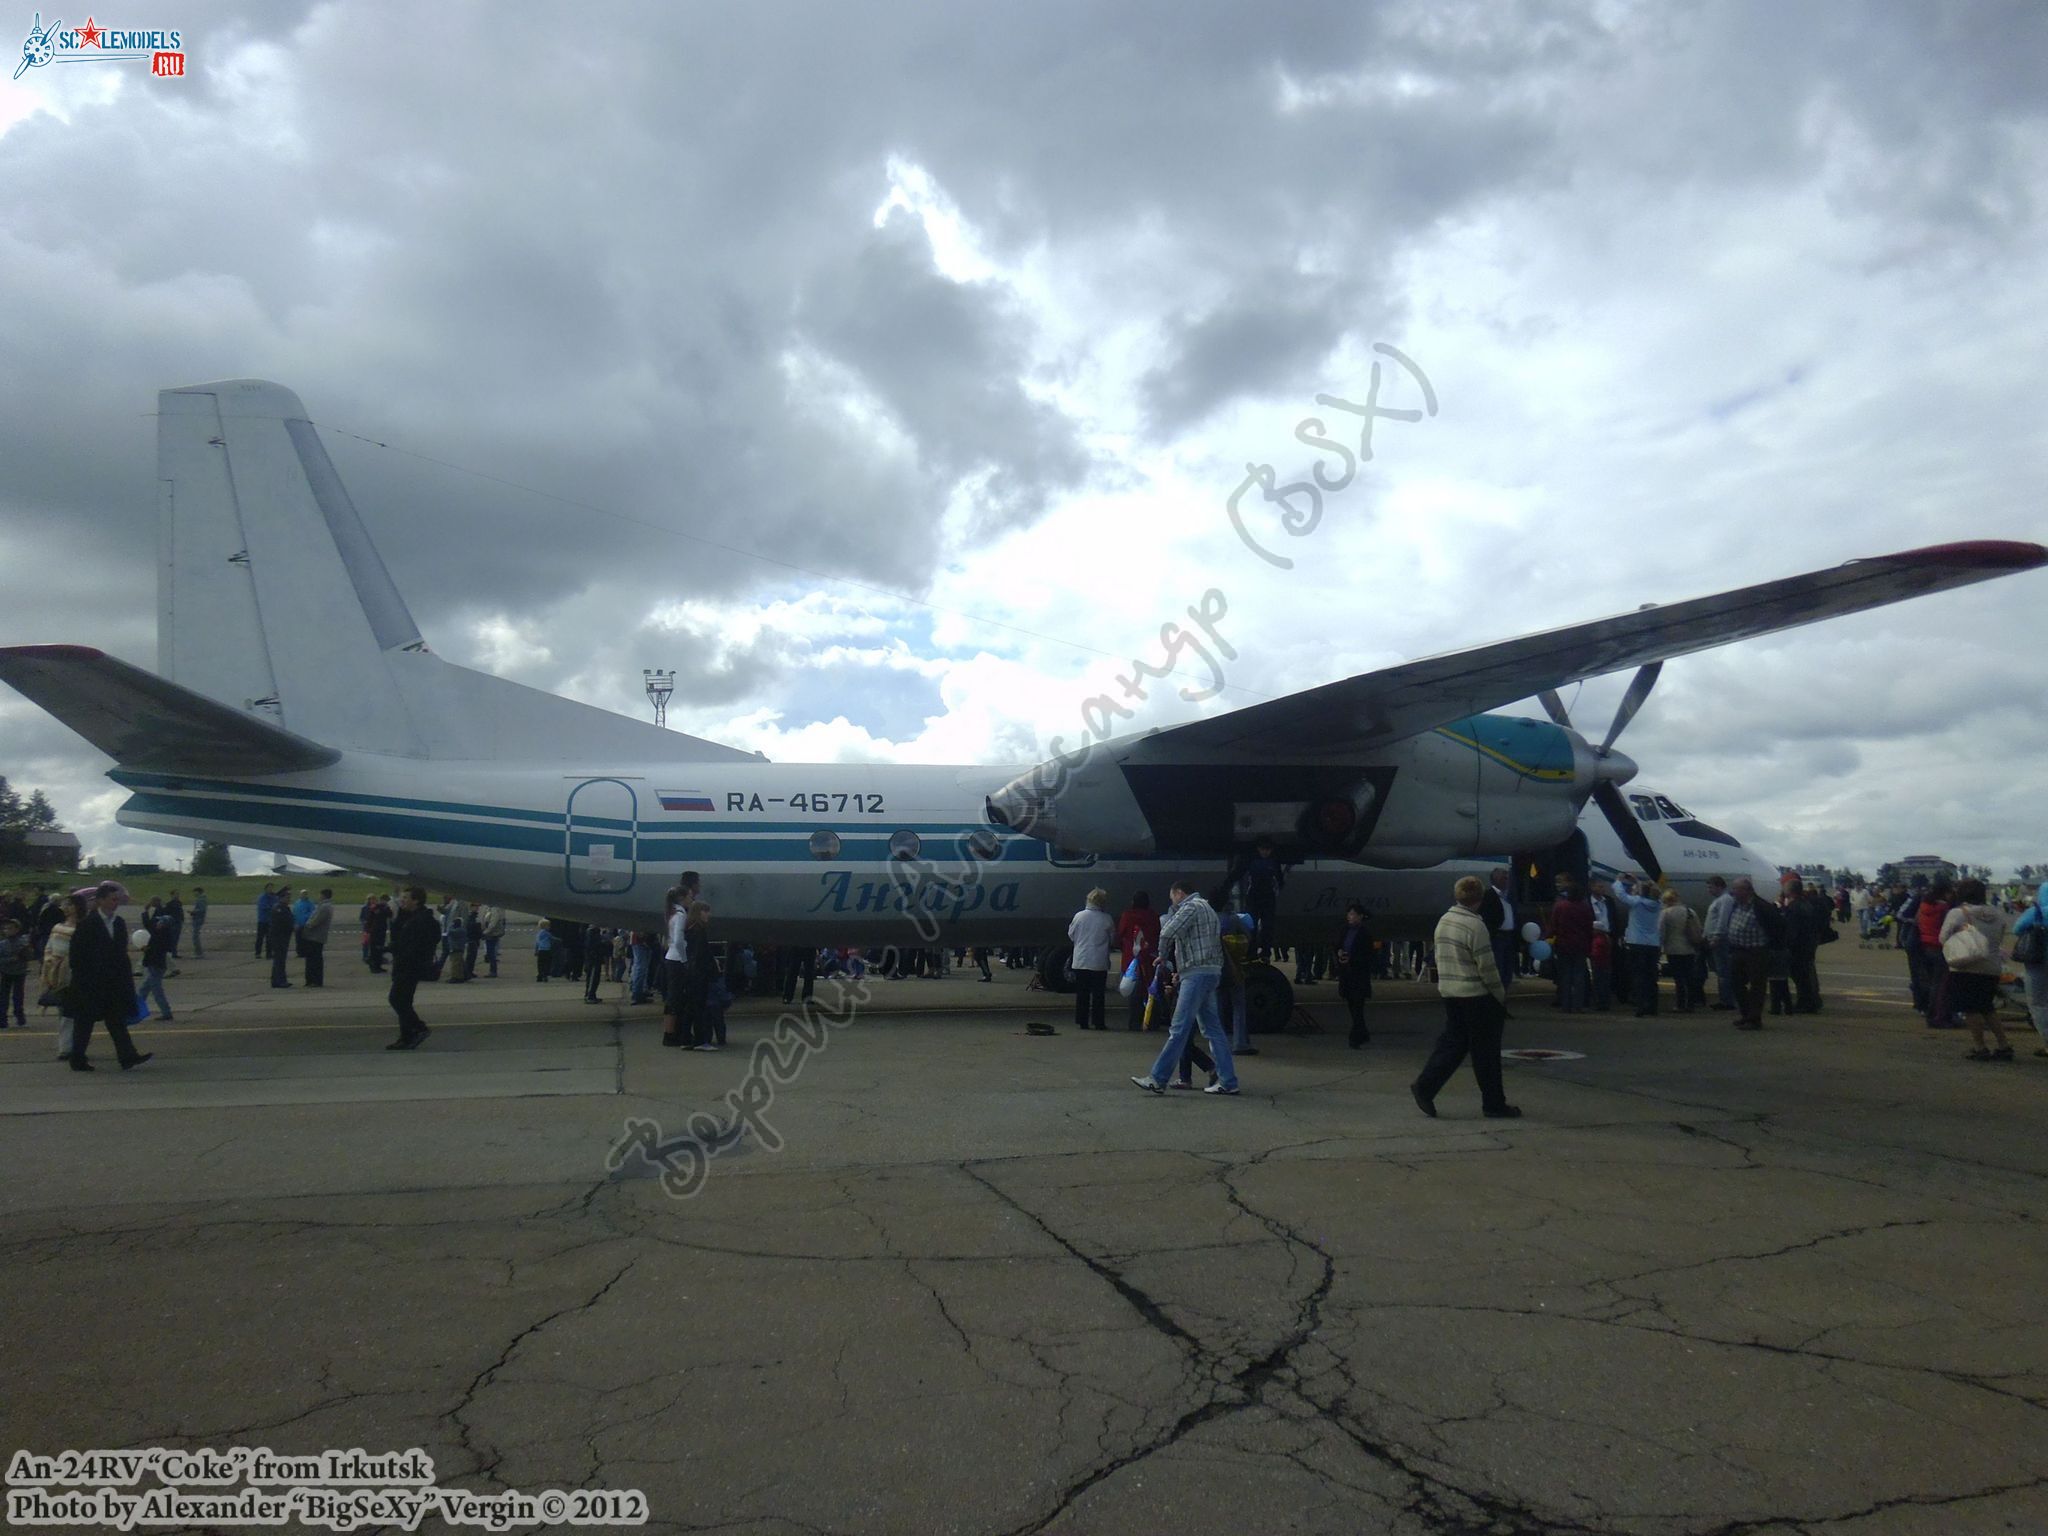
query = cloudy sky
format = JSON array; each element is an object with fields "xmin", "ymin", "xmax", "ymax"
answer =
[{"xmin": 2, "ymin": 0, "xmax": 2044, "ymax": 879}]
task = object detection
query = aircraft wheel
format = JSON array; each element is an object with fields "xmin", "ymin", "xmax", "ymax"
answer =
[
  {"xmin": 1037, "ymin": 943, "xmax": 1076, "ymax": 993},
  {"xmin": 1244, "ymin": 963, "xmax": 1294, "ymax": 1033}
]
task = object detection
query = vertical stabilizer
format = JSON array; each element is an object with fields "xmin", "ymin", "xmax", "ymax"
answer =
[
  {"xmin": 154, "ymin": 379, "xmax": 762, "ymax": 767},
  {"xmin": 158, "ymin": 380, "xmax": 427, "ymax": 756}
]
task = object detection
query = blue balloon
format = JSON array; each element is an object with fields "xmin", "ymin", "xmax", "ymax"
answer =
[{"xmin": 1529, "ymin": 939, "xmax": 1553, "ymax": 962}]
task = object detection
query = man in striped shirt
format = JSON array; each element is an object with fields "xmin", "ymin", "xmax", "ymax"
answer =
[
  {"xmin": 1411, "ymin": 875, "xmax": 1520, "ymax": 1119},
  {"xmin": 1131, "ymin": 880, "xmax": 1240, "ymax": 1096}
]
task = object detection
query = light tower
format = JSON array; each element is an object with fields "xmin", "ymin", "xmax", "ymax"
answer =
[{"xmin": 643, "ymin": 668, "xmax": 675, "ymax": 729}]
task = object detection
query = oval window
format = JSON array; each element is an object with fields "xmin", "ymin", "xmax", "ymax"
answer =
[
  {"xmin": 808, "ymin": 829, "xmax": 841, "ymax": 861},
  {"xmin": 889, "ymin": 829, "xmax": 922, "ymax": 860},
  {"xmin": 965, "ymin": 827, "xmax": 1001, "ymax": 862}
]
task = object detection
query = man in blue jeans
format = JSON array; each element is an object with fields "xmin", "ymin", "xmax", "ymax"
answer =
[{"xmin": 1130, "ymin": 880, "xmax": 1240, "ymax": 1096}]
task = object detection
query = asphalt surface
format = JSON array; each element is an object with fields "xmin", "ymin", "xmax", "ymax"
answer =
[{"xmin": 2, "ymin": 932, "xmax": 2044, "ymax": 1535}]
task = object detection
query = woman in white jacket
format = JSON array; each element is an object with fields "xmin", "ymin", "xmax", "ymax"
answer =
[
  {"xmin": 1938, "ymin": 878, "xmax": 2012, "ymax": 1061},
  {"xmin": 1067, "ymin": 888, "xmax": 1116, "ymax": 1032}
]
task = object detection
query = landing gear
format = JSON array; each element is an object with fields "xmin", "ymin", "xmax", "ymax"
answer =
[{"xmin": 1036, "ymin": 943, "xmax": 1076, "ymax": 994}]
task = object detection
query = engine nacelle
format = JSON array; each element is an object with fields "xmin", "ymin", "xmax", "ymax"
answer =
[{"xmin": 987, "ymin": 713, "xmax": 1598, "ymax": 865}]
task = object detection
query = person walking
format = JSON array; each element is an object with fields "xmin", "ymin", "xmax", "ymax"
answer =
[
  {"xmin": 1335, "ymin": 901, "xmax": 1373, "ymax": 1047},
  {"xmin": 1068, "ymin": 888, "xmax": 1114, "ymax": 1032},
  {"xmin": 1939, "ymin": 878, "xmax": 2013, "ymax": 1062},
  {"xmin": 584, "ymin": 926, "xmax": 608, "ymax": 1004},
  {"xmin": 384, "ymin": 887, "xmax": 438, "ymax": 1050},
  {"xmin": 138, "ymin": 910, "xmax": 175, "ymax": 1022},
  {"xmin": 40, "ymin": 894, "xmax": 86, "ymax": 1059},
  {"xmin": 1658, "ymin": 888, "xmax": 1704, "ymax": 1013},
  {"xmin": 189, "ymin": 887, "xmax": 207, "ymax": 958},
  {"xmin": 1114, "ymin": 892, "xmax": 1161, "ymax": 1031},
  {"xmin": 67, "ymin": 881, "xmax": 152, "ymax": 1072},
  {"xmin": 1410, "ymin": 875, "xmax": 1517, "ymax": 1119},
  {"xmin": 267, "ymin": 887, "xmax": 296, "ymax": 988},
  {"xmin": 1725, "ymin": 877, "xmax": 1786, "ymax": 1030},
  {"xmin": 2012, "ymin": 882, "xmax": 2048, "ymax": 1057},
  {"xmin": 300, "ymin": 888, "xmax": 333, "ymax": 988},
  {"xmin": 1129, "ymin": 880, "xmax": 1240, "ymax": 1096},
  {"xmin": 534, "ymin": 920, "xmax": 557, "ymax": 982}
]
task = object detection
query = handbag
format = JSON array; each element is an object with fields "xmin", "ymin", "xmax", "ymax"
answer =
[
  {"xmin": 1118, "ymin": 957, "xmax": 1140, "ymax": 998},
  {"xmin": 2015, "ymin": 924, "xmax": 2047, "ymax": 966},
  {"xmin": 1942, "ymin": 923, "xmax": 1991, "ymax": 967}
]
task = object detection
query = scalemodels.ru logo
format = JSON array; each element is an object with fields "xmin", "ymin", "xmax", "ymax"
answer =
[{"xmin": 14, "ymin": 11, "xmax": 186, "ymax": 80}]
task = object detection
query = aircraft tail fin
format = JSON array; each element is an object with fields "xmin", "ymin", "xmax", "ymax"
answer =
[{"xmin": 157, "ymin": 380, "xmax": 757, "ymax": 764}]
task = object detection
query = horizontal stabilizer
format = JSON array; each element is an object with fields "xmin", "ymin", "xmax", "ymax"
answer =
[{"xmin": 0, "ymin": 645, "xmax": 341, "ymax": 775}]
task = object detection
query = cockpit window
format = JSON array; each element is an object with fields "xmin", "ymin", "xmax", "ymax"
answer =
[
  {"xmin": 1654, "ymin": 795, "xmax": 1687, "ymax": 820},
  {"xmin": 1629, "ymin": 794, "xmax": 1659, "ymax": 821}
]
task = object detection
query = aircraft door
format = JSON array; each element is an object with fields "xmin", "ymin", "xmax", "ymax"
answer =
[{"xmin": 566, "ymin": 779, "xmax": 639, "ymax": 895}]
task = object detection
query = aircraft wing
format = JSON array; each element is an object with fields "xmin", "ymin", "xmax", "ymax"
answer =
[
  {"xmin": 0, "ymin": 644, "xmax": 342, "ymax": 775},
  {"xmin": 1151, "ymin": 540, "xmax": 2047, "ymax": 755}
]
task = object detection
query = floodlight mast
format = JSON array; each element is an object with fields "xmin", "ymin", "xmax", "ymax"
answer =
[{"xmin": 643, "ymin": 668, "xmax": 674, "ymax": 729}]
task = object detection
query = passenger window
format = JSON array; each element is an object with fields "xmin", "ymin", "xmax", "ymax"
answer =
[{"xmin": 808, "ymin": 829, "xmax": 841, "ymax": 861}]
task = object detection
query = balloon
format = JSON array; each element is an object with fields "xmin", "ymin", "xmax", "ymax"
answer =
[
  {"xmin": 1520, "ymin": 922, "xmax": 1541, "ymax": 942},
  {"xmin": 1530, "ymin": 939, "xmax": 1553, "ymax": 962}
]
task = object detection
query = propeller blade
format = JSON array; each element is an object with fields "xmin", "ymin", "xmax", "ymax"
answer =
[
  {"xmin": 1599, "ymin": 661, "xmax": 1663, "ymax": 756},
  {"xmin": 1536, "ymin": 688, "xmax": 1572, "ymax": 729},
  {"xmin": 1593, "ymin": 780, "xmax": 1663, "ymax": 884}
]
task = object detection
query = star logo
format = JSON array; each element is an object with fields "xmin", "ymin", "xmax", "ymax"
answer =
[{"xmin": 76, "ymin": 16, "xmax": 101, "ymax": 46}]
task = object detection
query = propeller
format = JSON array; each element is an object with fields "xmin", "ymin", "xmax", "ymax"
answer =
[{"xmin": 1543, "ymin": 664, "xmax": 1664, "ymax": 882}]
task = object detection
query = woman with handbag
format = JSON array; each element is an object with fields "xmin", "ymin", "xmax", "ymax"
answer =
[
  {"xmin": 2012, "ymin": 883, "xmax": 2048, "ymax": 1056},
  {"xmin": 1937, "ymin": 878, "xmax": 2012, "ymax": 1061}
]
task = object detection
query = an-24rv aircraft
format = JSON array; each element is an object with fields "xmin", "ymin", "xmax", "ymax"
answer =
[{"xmin": 2, "ymin": 381, "xmax": 2041, "ymax": 1026}]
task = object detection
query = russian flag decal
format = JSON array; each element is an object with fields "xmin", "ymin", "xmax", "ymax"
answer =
[{"xmin": 659, "ymin": 791, "xmax": 716, "ymax": 812}]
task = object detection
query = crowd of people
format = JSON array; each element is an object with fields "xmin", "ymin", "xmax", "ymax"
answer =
[{"xmin": 7, "ymin": 857, "xmax": 2044, "ymax": 1081}]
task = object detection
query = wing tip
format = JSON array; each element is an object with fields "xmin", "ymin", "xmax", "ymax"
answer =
[
  {"xmin": 1854, "ymin": 540, "xmax": 2048, "ymax": 571},
  {"xmin": 0, "ymin": 643, "xmax": 109, "ymax": 662}
]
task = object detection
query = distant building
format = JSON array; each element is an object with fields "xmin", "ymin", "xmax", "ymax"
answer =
[
  {"xmin": 20, "ymin": 830, "xmax": 82, "ymax": 871},
  {"xmin": 1876, "ymin": 855, "xmax": 1957, "ymax": 888}
]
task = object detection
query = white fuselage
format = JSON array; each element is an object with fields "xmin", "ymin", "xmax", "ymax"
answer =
[{"xmin": 113, "ymin": 756, "xmax": 1778, "ymax": 942}]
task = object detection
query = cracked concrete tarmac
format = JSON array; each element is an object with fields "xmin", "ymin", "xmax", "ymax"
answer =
[{"xmin": 2, "ymin": 944, "xmax": 2044, "ymax": 1534}]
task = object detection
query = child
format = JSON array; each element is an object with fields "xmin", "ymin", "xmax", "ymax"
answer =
[
  {"xmin": 534, "ymin": 919, "xmax": 555, "ymax": 982},
  {"xmin": 139, "ymin": 914, "xmax": 175, "ymax": 1022}
]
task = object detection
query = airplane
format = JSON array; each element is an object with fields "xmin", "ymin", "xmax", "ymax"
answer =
[{"xmin": 2, "ymin": 378, "xmax": 2041, "ymax": 1030}]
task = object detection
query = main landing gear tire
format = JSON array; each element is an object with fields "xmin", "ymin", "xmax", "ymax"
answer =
[
  {"xmin": 1244, "ymin": 963, "xmax": 1294, "ymax": 1034},
  {"xmin": 1037, "ymin": 943, "xmax": 1076, "ymax": 994}
]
